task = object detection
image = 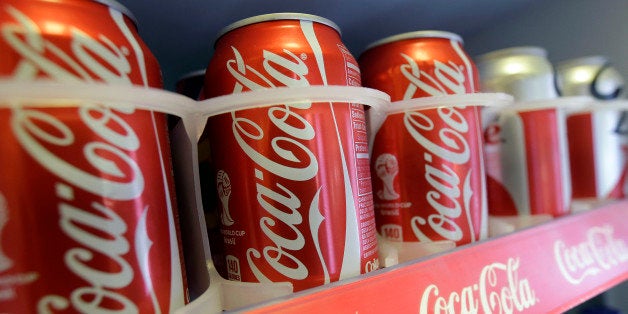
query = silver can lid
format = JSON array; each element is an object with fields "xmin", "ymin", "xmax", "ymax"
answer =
[
  {"xmin": 365, "ymin": 30, "xmax": 463, "ymax": 51},
  {"xmin": 216, "ymin": 13, "xmax": 341, "ymax": 43},
  {"xmin": 92, "ymin": 0, "xmax": 138, "ymax": 26},
  {"xmin": 477, "ymin": 46, "xmax": 547, "ymax": 63},
  {"xmin": 557, "ymin": 55, "xmax": 608, "ymax": 70}
]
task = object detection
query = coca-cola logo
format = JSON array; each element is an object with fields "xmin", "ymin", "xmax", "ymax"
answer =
[
  {"xmin": 420, "ymin": 258, "xmax": 537, "ymax": 313},
  {"xmin": 225, "ymin": 44, "xmax": 330, "ymax": 283},
  {"xmin": 2, "ymin": 6, "xmax": 138, "ymax": 83},
  {"xmin": 396, "ymin": 47, "xmax": 479, "ymax": 243},
  {"xmin": 2, "ymin": 6, "xmax": 165, "ymax": 312},
  {"xmin": 484, "ymin": 124, "xmax": 502, "ymax": 145},
  {"xmin": 554, "ymin": 225, "xmax": 628, "ymax": 285},
  {"xmin": 405, "ymin": 107, "xmax": 475, "ymax": 242},
  {"xmin": 400, "ymin": 53, "xmax": 467, "ymax": 98}
]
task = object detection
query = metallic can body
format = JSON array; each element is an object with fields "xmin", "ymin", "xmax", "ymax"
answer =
[
  {"xmin": 360, "ymin": 31, "xmax": 488, "ymax": 245},
  {"xmin": 497, "ymin": 105, "xmax": 572, "ymax": 216},
  {"xmin": 556, "ymin": 56, "xmax": 624, "ymax": 100},
  {"xmin": 558, "ymin": 56, "xmax": 627, "ymax": 201},
  {"xmin": 0, "ymin": 1, "xmax": 187, "ymax": 312},
  {"xmin": 476, "ymin": 46, "xmax": 566, "ymax": 217},
  {"xmin": 476, "ymin": 46, "xmax": 558, "ymax": 102},
  {"xmin": 203, "ymin": 13, "xmax": 379, "ymax": 291},
  {"xmin": 567, "ymin": 107, "xmax": 628, "ymax": 199},
  {"xmin": 370, "ymin": 106, "xmax": 487, "ymax": 245},
  {"xmin": 481, "ymin": 106, "xmax": 519, "ymax": 216},
  {"xmin": 359, "ymin": 31, "xmax": 479, "ymax": 100}
]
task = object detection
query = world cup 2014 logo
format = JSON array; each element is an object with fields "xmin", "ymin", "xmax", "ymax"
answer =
[
  {"xmin": 375, "ymin": 154, "xmax": 400, "ymax": 200},
  {"xmin": 216, "ymin": 170, "xmax": 234, "ymax": 226}
]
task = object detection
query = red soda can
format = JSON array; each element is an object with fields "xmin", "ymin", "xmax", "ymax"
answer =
[
  {"xmin": 0, "ymin": 0, "xmax": 187, "ymax": 312},
  {"xmin": 202, "ymin": 13, "xmax": 379, "ymax": 291},
  {"xmin": 359, "ymin": 31, "xmax": 488, "ymax": 245}
]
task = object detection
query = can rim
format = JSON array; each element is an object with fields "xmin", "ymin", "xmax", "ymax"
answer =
[
  {"xmin": 476, "ymin": 46, "xmax": 547, "ymax": 63},
  {"xmin": 92, "ymin": 0, "xmax": 138, "ymax": 26},
  {"xmin": 557, "ymin": 55, "xmax": 609, "ymax": 70},
  {"xmin": 364, "ymin": 30, "xmax": 463, "ymax": 51},
  {"xmin": 215, "ymin": 13, "xmax": 341, "ymax": 45}
]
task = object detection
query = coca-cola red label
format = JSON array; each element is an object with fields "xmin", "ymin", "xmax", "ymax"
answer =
[
  {"xmin": 203, "ymin": 18, "xmax": 378, "ymax": 291},
  {"xmin": 0, "ymin": 3, "xmax": 185, "ymax": 312},
  {"xmin": 366, "ymin": 37, "xmax": 486, "ymax": 245},
  {"xmin": 372, "ymin": 105, "xmax": 486, "ymax": 244}
]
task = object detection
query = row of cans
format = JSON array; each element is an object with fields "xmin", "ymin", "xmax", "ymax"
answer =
[
  {"xmin": 0, "ymin": 1, "xmax": 625, "ymax": 312},
  {"xmin": 476, "ymin": 46, "xmax": 626, "ymax": 217},
  {"xmin": 197, "ymin": 15, "xmax": 492, "ymax": 293},
  {"xmin": 192, "ymin": 11, "xmax": 628, "ymax": 295}
]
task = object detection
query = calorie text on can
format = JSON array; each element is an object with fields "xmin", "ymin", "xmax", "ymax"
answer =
[
  {"xmin": 359, "ymin": 31, "xmax": 488, "ymax": 245},
  {"xmin": 0, "ymin": 0, "xmax": 188, "ymax": 312},
  {"xmin": 201, "ymin": 13, "xmax": 379, "ymax": 291}
]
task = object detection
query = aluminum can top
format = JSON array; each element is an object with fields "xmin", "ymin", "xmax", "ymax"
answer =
[
  {"xmin": 365, "ymin": 30, "xmax": 463, "ymax": 51},
  {"xmin": 476, "ymin": 46, "xmax": 551, "ymax": 79},
  {"xmin": 359, "ymin": 30, "xmax": 477, "ymax": 101},
  {"xmin": 556, "ymin": 55, "xmax": 625, "ymax": 100},
  {"xmin": 476, "ymin": 46, "xmax": 557, "ymax": 101},
  {"xmin": 92, "ymin": 0, "xmax": 137, "ymax": 25},
  {"xmin": 216, "ymin": 12, "xmax": 341, "ymax": 45}
]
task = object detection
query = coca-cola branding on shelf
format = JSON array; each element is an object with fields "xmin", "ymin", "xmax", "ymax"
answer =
[
  {"xmin": 203, "ymin": 14, "xmax": 379, "ymax": 291},
  {"xmin": 0, "ymin": 2, "xmax": 185, "ymax": 312},
  {"xmin": 554, "ymin": 225, "xmax": 628, "ymax": 285},
  {"xmin": 360, "ymin": 32, "xmax": 487, "ymax": 245},
  {"xmin": 420, "ymin": 257, "xmax": 538, "ymax": 313}
]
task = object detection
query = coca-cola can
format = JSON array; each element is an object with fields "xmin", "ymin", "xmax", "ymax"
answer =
[
  {"xmin": 557, "ymin": 56, "xmax": 627, "ymax": 201},
  {"xmin": 495, "ymin": 99, "xmax": 577, "ymax": 216},
  {"xmin": 476, "ymin": 46, "xmax": 567, "ymax": 217},
  {"xmin": 359, "ymin": 31, "xmax": 488, "ymax": 245},
  {"xmin": 0, "ymin": 0, "xmax": 187, "ymax": 312},
  {"xmin": 556, "ymin": 56, "xmax": 625, "ymax": 100},
  {"xmin": 567, "ymin": 103, "xmax": 628, "ymax": 200},
  {"xmin": 201, "ymin": 13, "xmax": 379, "ymax": 291},
  {"xmin": 476, "ymin": 46, "xmax": 559, "ymax": 101}
]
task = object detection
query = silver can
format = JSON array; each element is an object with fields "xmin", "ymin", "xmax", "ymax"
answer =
[
  {"xmin": 476, "ymin": 46, "xmax": 558, "ymax": 101},
  {"xmin": 556, "ymin": 55, "xmax": 625, "ymax": 100},
  {"xmin": 558, "ymin": 56, "xmax": 628, "ymax": 201}
]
